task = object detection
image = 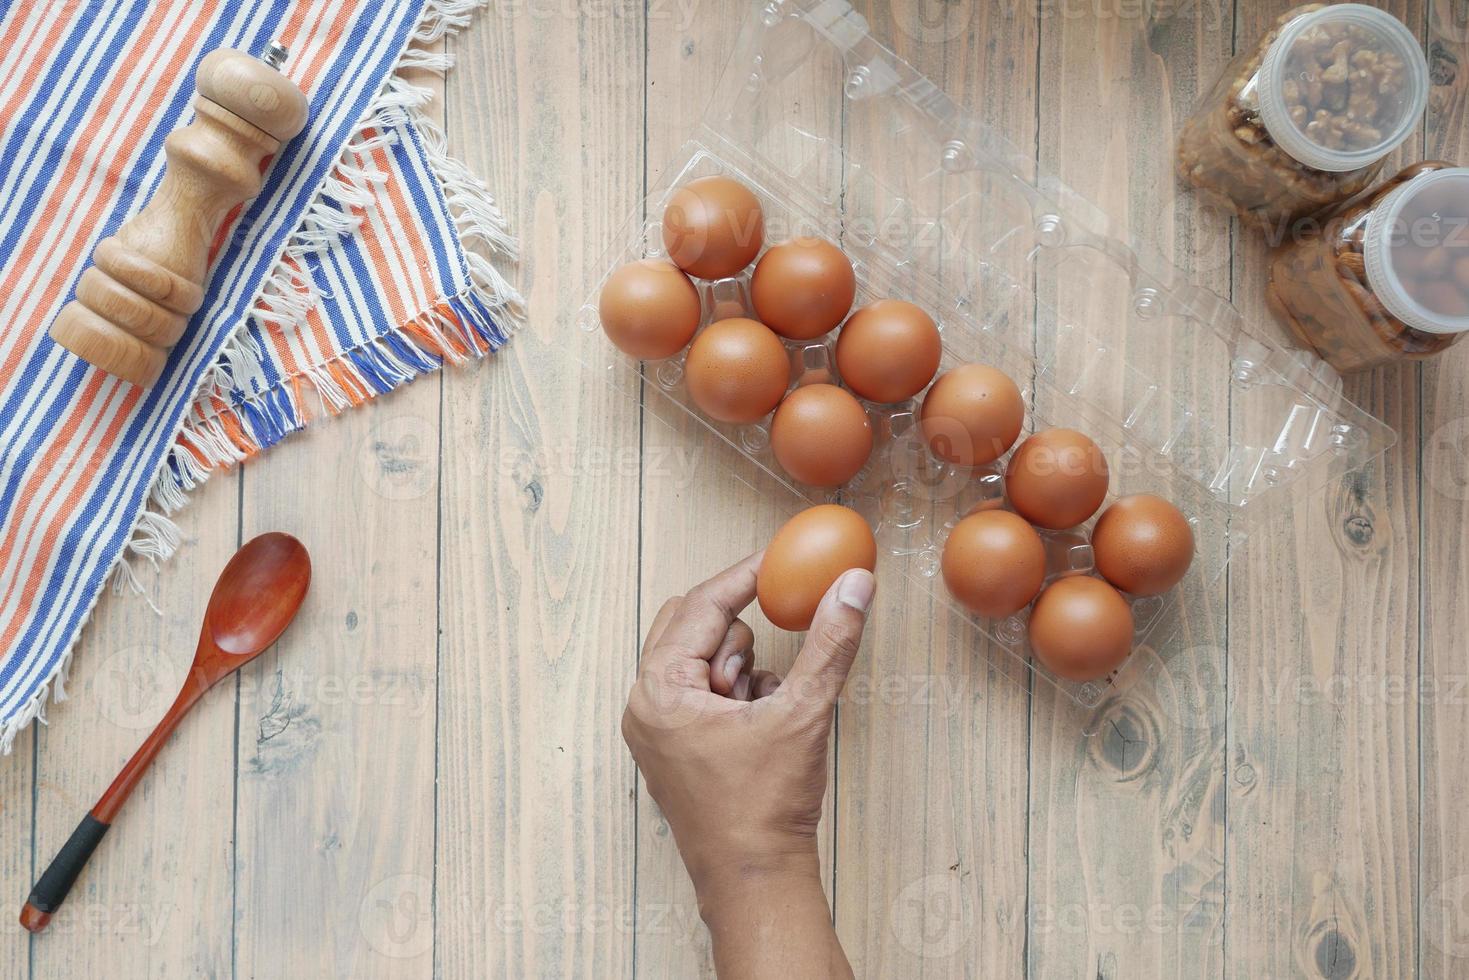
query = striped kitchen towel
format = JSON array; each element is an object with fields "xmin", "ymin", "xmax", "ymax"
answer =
[{"xmin": 0, "ymin": 0, "xmax": 518, "ymax": 752}]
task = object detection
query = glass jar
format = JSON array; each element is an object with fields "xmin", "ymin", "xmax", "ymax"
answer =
[
  {"xmin": 1177, "ymin": 4, "xmax": 1428, "ymax": 231},
  {"xmin": 1266, "ymin": 163, "xmax": 1469, "ymax": 373}
]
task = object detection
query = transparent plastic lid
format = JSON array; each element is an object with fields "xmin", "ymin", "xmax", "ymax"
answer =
[
  {"xmin": 684, "ymin": 0, "xmax": 1394, "ymax": 526},
  {"xmin": 1257, "ymin": 3, "xmax": 1428, "ymax": 173},
  {"xmin": 1367, "ymin": 167, "xmax": 1469, "ymax": 335}
]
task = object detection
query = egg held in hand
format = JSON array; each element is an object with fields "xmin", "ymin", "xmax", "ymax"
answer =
[
  {"xmin": 919, "ymin": 363, "xmax": 1025, "ymax": 467},
  {"xmin": 941, "ymin": 510, "xmax": 1046, "ymax": 619},
  {"xmin": 757, "ymin": 504, "xmax": 877, "ymax": 631},
  {"xmin": 684, "ymin": 317, "xmax": 791, "ymax": 424},
  {"xmin": 1028, "ymin": 576, "xmax": 1133, "ymax": 682},
  {"xmin": 598, "ymin": 259, "xmax": 702, "ymax": 359},
  {"xmin": 770, "ymin": 384, "xmax": 873, "ymax": 488},
  {"xmin": 1005, "ymin": 428, "xmax": 1109, "ymax": 529},
  {"xmin": 751, "ymin": 237, "xmax": 856, "ymax": 340},
  {"xmin": 662, "ymin": 175, "xmax": 764, "ymax": 280},
  {"xmin": 835, "ymin": 299, "xmax": 941, "ymax": 403},
  {"xmin": 1091, "ymin": 494, "xmax": 1194, "ymax": 596}
]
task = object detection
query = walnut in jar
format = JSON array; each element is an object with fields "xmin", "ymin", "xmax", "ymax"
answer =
[
  {"xmin": 1177, "ymin": 4, "xmax": 1428, "ymax": 232},
  {"xmin": 1266, "ymin": 163, "xmax": 1469, "ymax": 373}
]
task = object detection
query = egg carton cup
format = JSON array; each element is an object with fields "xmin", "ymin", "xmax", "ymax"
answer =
[{"xmin": 576, "ymin": 0, "xmax": 1396, "ymax": 711}]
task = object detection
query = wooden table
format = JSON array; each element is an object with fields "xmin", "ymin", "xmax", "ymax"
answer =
[{"xmin": 5, "ymin": 1, "xmax": 1468, "ymax": 976}]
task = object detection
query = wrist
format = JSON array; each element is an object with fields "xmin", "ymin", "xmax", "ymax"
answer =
[{"xmin": 692, "ymin": 845, "xmax": 823, "ymax": 925}]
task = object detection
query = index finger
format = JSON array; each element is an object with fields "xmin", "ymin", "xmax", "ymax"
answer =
[{"xmin": 645, "ymin": 550, "xmax": 763, "ymax": 672}]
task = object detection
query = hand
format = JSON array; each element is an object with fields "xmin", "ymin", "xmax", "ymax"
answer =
[{"xmin": 621, "ymin": 551, "xmax": 874, "ymax": 979}]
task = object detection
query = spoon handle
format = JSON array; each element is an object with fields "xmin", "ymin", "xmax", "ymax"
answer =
[
  {"xmin": 19, "ymin": 814, "xmax": 111, "ymax": 933},
  {"xmin": 20, "ymin": 675, "xmax": 205, "ymax": 934}
]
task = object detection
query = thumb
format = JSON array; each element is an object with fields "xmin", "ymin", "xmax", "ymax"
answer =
[{"xmin": 781, "ymin": 568, "xmax": 876, "ymax": 713}]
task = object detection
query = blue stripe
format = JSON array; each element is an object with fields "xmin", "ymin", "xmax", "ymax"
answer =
[
  {"xmin": 2, "ymin": 0, "xmax": 427, "ymax": 720},
  {"xmin": 12, "ymin": 0, "xmax": 366, "ymax": 683},
  {"xmin": 0, "ymin": 2, "xmax": 122, "ymax": 231},
  {"xmin": 332, "ymin": 222, "xmax": 398, "ymax": 342},
  {"xmin": 0, "ymin": 2, "xmax": 140, "ymax": 252},
  {"xmin": 395, "ymin": 122, "xmax": 462, "ymax": 291},
  {"xmin": 0, "ymin": 2, "xmax": 248, "ymax": 531},
  {"xmin": 0, "ymin": 2, "xmax": 243, "ymax": 444}
]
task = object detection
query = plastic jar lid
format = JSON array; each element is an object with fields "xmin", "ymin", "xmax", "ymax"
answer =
[
  {"xmin": 1364, "ymin": 168, "xmax": 1469, "ymax": 336},
  {"xmin": 1256, "ymin": 4, "xmax": 1428, "ymax": 173}
]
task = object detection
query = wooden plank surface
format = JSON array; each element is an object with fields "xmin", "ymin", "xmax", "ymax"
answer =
[
  {"xmin": 4, "ymin": 3, "xmax": 1468, "ymax": 978},
  {"xmin": 1419, "ymin": 3, "xmax": 1469, "ymax": 976},
  {"xmin": 1225, "ymin": 3, "xmax": 1424, "ymax": 977},
  {"xmin": 1030, "ymin": 4, "xmax": 1234, "ymax": 979},
  {"xmin": 437, "ymin": 5, "xmax": 643, "ymax": 978},
  {"xmin": 635, "ymin": 5, "xmax": 813, "ymax": 978}
]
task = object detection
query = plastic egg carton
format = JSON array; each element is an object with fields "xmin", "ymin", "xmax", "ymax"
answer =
[{"xmin": 577, "ymin": 0, "xmax": 1396, "ymax": 709}]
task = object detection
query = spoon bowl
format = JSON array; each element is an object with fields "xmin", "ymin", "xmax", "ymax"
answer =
[{"xmin": 206, "ymin": 531, "xmax": 311, "ymax": 658}]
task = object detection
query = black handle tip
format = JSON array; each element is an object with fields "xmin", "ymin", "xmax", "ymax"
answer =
[{"xmin": 25, "ymin": 813, "xmax": 110, "ymax": 930}]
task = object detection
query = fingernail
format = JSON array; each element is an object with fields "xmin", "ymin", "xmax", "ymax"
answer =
[
  {"xmin": 733, "ymin": 673, "xmax": 752, "ymax": 701},
  {"xmin": 725, "ymin": 654, "xmax": 747, "ymax": 687},
  {"xmin": 836, "ymin": 568, "xmax": 876, "ymax": 613}
]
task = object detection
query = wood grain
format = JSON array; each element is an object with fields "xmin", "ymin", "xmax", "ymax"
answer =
[
  {"xmin": 1225, "ymin": 3, "xmax": 1424, "ymax": 977},
  {"xmin": 635, "ymin": 6, "xmax": 833, "ymax": 976},
  {"xmin": 1029, "ymin": 3, "xmax": 1233, "ymax": 977},
  {"xmin": 230, "ymin": 386, "xmax": 441, "ymax": 979},
  {"xmin": 0, "ymin": 729, "xmax": 31, "ymax": 977},
  {"xmin": 1419, "ymin": 4, "xmax": 1469, "ymax": 975},
  {"xmin": 437, "ymin": 4, "xmax": 643, "ymax": 977},
  {"xmin": 6, "ymin": 3, "xmax": 1466, "ymax": 977},
  {"xmin": 827, "ymin": 2, "xmax": 1036, "ymax": 976}
]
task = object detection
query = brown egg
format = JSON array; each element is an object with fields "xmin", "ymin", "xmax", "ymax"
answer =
[
  {"xmin": 750, "ymin": 238, "xmax": 856, "ymax": 339},
  {"xmin": 598, "ymin": 259, "xmax": 701, "ymax": 359},
  {"xmin": 771, "ymin": 384, "xmax": 873, "ymax": 487},
  {"xmin": 835, "ymin": 299, "xmax": 942, "ymax": 403},
  {"xmin": 941, "ymin": 510, "xmax": 1046, "ymax": 618},
  {"xmin": 1005, "ymin": 428, "xmax": 1109, "ymax": 529},
  {"xmin": 1091, "ymin": 494, "xmax": 1194, "ymax": 596},
  {"xmin": 758, "ymin": 504, "xmax": 877, "ymax": 631},
  {"xmin": 662, "ymin": 176, "xmax": 764, "ymax": 280},
  {"xmin": 919, "ymin": 364, "xmax": 1025, "ymax": 467},
  {"xmin": 1028, "ymin": 577, "xmax": 1134, "ymax": 681},
  {"xmin": 684, "ymin": 317, "xmax": 791, "ymax": 423}
]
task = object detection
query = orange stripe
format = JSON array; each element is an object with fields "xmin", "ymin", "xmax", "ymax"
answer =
[
  {"xmin": 0, "ymin": 1, "xmax": 221, "ymax": 643},
  {"xmin": 356, "ymin": 152, "xmax": 412, "ymax": 326},
  {"xmin": 0, "ymin": 0, "xmax": 204, "ymax": 384},
  {"xmin": 374, "ymin": 144, "xmax": 439, "ymax": 301},
  {"xmin": 326, "ymin": 359, "xmax": 366, "ymax": 406},
  {"xmin": 0, "ymin": 0, "xmax": 211, "ymax": 597},
  {"xmin": 400, "ymin": 318, "xmax": 444, "ymax": 358},
  {"xmin": 272, "ymin": 1, "xmax": 317, "ymax": 69},
  {"xmin": 301, "ymin": 304, "xmax": 339, "ymax": 378},
  {"xmin": 374, "ymin": 152, "xmax": 484, "ymax": 353},
  {"xmin": 0, "ymin": 380, "xmax": 140, "ymax": 652},
  {"xmin": 268, "ymin": 255, "xmax": 308, "ymax": 379},
  {"xmin": 0, "ymin": 6, "xmax": 76, "ymax": 148}
]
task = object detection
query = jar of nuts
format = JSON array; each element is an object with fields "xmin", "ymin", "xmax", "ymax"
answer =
[
  {"xmin": 1266, "ymin": 163, "xmax": 1469, "ymax": 373},
  {"xmin": 1177, "ymin": 4, "xmax": 1428, "ymax": 231}
]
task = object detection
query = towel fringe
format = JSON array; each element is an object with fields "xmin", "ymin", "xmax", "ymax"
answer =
[{"xmin": 4, "ymin": 0, "xmax": 516, "ymax": 754}]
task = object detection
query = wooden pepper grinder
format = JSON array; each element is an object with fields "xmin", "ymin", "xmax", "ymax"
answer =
[{"xmin": 48, "ymin": 44, "xmax": 309, "ymax": 387}]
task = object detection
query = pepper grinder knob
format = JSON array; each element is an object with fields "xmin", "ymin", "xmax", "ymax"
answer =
[{"xmin": 48, "ymin": 45, "xmax": 309, "ymax": 387}]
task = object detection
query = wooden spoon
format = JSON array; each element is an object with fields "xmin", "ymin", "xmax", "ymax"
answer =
[{"xmin": 20, "ymin": 532, "xmax": 311, "ymax": 934}]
